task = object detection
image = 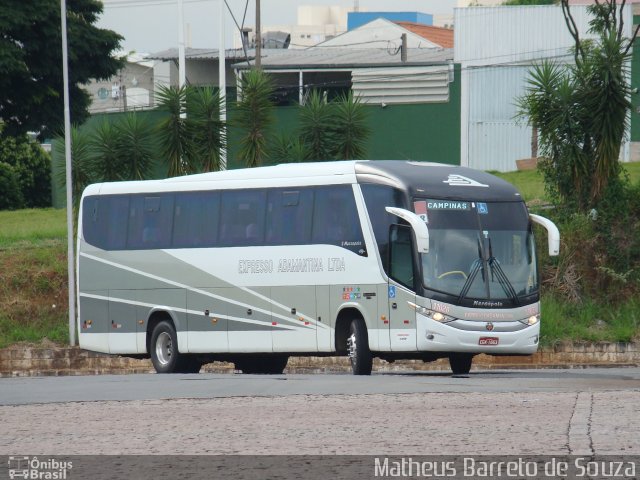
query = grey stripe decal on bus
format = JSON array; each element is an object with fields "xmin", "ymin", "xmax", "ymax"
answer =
[
  {"xmin": 79, "ymin": 293, "xmax": 298, "ymax": 333},
  {"xmin": 79, "ymin": 252, "xmax": 324, "ymax": 329}
]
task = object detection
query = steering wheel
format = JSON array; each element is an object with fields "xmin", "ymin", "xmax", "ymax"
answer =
[{"xmin": 437, "ymin": 270, "xmax": 468, "ymax": 280}]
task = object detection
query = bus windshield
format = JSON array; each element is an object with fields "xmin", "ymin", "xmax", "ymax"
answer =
[{"xmin": 417, "ymin": 199, "xmax": 538, "ymax": 304}]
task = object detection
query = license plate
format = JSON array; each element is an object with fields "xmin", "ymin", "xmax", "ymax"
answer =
[{"xmin": 479, "ymin": 337, "xmax": 499, "ymax": 346}]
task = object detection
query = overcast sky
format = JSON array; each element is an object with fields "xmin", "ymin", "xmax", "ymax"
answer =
[{"xmin": 98, "ymin": 0, "xmax": 454, "ymax": 53}]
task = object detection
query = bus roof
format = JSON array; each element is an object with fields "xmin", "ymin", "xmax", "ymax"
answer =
[
  {"xmin": 355, "ymin": 161, "xmax": 523, "ymax": 202},
  {"xmin": 83, "ymin": 160, "xmax": 522, "ymax": 201}
]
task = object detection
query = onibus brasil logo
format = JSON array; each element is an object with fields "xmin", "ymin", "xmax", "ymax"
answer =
[{"xmin": 8, "ymin": 457, "xmax": 72, "ymax": 479}]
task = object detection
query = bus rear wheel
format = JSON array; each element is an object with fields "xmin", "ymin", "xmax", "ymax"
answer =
[
  {"xmin": 449, "ymin": 353, "xmax": 474, "ymax": 375},
  {"xmin": 347, "ymin": 318, "xmax": 372, "ymax": 375},
  {"xmin": 150, "ymin": 320, "xmax": 196, "ymax": 373}
]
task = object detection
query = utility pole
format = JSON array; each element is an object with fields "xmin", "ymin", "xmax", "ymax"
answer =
[
  {"xmin": 255, "ymin": 0, "xmax": 261, "ymax": 69},
  {"xmin": 401, "ymin": 33, "xmax": 407, "ymax": 62},
  {"xmin": 178, "ymin": 0, "xmax": 186, "ymax": 87},
  {"xmin": 219, "ymin": 0, "xmax": 227, "ymax": 170},
  {"xmin": 60, "ymin": 0, "xmax": 76, "ymax": 346}
]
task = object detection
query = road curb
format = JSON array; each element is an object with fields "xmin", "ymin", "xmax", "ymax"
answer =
[{"xmin": 1, "ymin": 341, "xmax": 638, "ymax": 377}]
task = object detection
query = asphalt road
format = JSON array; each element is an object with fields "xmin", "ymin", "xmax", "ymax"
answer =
[
  {"xmin": 1, "ymin": 367, "xmax": 640, "ymax": 406},
  {"xmin": 1, "ymin": 368, "xmax": 638, "ymax": 457}
]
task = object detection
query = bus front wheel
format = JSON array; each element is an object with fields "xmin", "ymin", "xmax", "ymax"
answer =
[
  {"xmin": 347, "ymin": 318, "xmax": 373, "ymax": 375},
  {"xmin": 449, "ymin": 353, "xmax": 474, "ymax": 375}
]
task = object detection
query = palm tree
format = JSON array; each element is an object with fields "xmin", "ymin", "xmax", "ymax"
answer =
[
  {"xmin": 114, "ymin": 113, "xmax": 155, "ymax": 181},
  {"xmin": 53, "ymin": 126, "xmax": 94, "ymax": 207},
  {"xmin": 235, "ymin": 70, "xmax": 274, "ymax": 168},
  {"xmin": 518, "ymin": 0, "xmax": 635, "ymax": 210},
  {"xmin": 91, "ymin": 119, "xmax": 125, "ymax": 181},
  {"xmin": 271, "ymin": 133, "xmax": 308, "ymax": 163},
  {"xmin": 299, "ymin": 90, "xmax": 334, "ymax": 161},
  {"xmin": 156, "ymin": 85, "xmax": 193, "ymax": 177},
  {"xmin": 187, "ymin": 86, "xmax": 226, "ymax": 172},
  {"xmin": 331, "ymin": 92, "xmax": 370, "ymax": 160}
]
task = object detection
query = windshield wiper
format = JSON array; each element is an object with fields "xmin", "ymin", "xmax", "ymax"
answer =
[
  {"xmin": 487, "ymin": 238, "xmax": 520, "ymax": 305},
  {"xmin": 457, "ymin": 236, "xmax": 484, "ymax": 303}
]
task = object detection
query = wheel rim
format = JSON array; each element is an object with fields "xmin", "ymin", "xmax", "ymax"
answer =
[
  {"xmin": 155, "ymin": 331, "xmax": 172, "ymax": 366},
  {"xmin": 347, "ymin": 332, "xmax": 357, "ymax": 359}
]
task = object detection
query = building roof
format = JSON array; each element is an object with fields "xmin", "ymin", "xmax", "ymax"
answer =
[
  {"xmin": 394, "ymin": 22, "xmax": 454, "ymax": 48},
  {"xmin": 233, "ymin": 47, "xmax": 453, "ymax": 70},
  {"xmin": 148, "ymin": 47, "xmax": 291, "ymax": 62}
]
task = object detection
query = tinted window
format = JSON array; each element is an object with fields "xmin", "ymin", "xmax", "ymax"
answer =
[
  {"xmin": 127, "ymin": 195, "xmax": 174, "ymax": 249},
  {"xmin": 361, "ymin": 184, "xmax": 406, "ymax": 270},
  {"xmin": 219, "ymin": 190, "xmax": 267, "ymax": 246},
  {"xmin": 266, "ymin": 189, "xmax": 314, "ymax": 245},
  {"xmin": 82, "ymin": 195, "xmax": 129, "ymax": 250},
  {"xmin": 173, "ymin": 191, "xmax": 220, "ymax": 248},
  {"xmin": 312, "ymin": 185, "xmax": 366, "ymax": 255}
]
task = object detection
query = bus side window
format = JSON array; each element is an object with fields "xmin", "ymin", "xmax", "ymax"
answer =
[
  {"xmin": 127, "ymin": 195, "xmax": 174, "ymax": 249},
  {"xmin": 173, "ymin": 191, "xmax": 220, "ymax": 248},
  {"xmin": 266, "ymin": 189, "xmax": 313, "ymax": 245},
  {"xmin": 311, "ymin": 185, "xmax": 365, "ymax": 254},
  {"xmin": 219, "ymin": 190, "xmax": 267, "ymax": 246}
]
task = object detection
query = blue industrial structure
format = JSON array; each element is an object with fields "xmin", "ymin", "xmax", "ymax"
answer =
[{"xmin": 347, "ymin": 11, "xmax": 433, "ymax": 30}]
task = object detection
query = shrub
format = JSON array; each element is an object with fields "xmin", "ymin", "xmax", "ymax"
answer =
[
  {"xmin": 0, "ymin": 163, "xmax": 24, "ymax": 210},
  {"xmin": 0, "ymin": 135, "xmax": 51, "ymax": 208}
]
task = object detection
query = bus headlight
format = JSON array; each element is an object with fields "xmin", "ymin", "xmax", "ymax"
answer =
[
  {"xmin": 408, "ymin": 302, "xmax": 455, "ymax": 323},
  {"xmin": 519, "ymin": 314, "xmax": 540, "ymax": 326}
]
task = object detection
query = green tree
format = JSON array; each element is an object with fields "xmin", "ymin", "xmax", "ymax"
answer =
[
  {"xmin": 114, "ymin": 113, "xmax": 155, "ymax": 181},
  {"xmin": 156, "ymin": 85, "xmax": 194, "ymax": 177},
  {"xmin": 53, "ymin": 126, "xmax": 94, "ymax": 207},
  {"xmin": 0, "ymin": 163, "xmax": 24, "ymax": 210},
  {"xmin": 518, "ymin": 0, "xmax": 637, "ymax": 211},
  {"xmin": 331, "ymin": 92, "xmax": 370, "ymax": 160},
  {"xmin": 0, "ymin": 0, "xmax": 123, "ymax": 139},
  {"xmin": 91, "ymin": 119, "xmax": 124, "ymax": 181},
  {"xmin": 187, "ymin": 86, "xmax": 226, "ymax": 172},
  {"xmin": 299, "ymin": 90, "xmax": 335, "ymax": 161},
  {"xmin": 0, "ymin": 135, "xmax": 51, "ymax": 208},
  {"xmin": 271, "ymin": 133, "xmax": 308, "ymax": 163},
  {"xmin": 235, "ymin": 70, "xmax": 275, "ymax": 168}
]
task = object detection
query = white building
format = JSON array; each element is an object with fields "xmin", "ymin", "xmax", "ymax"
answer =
[
  {"xmin": 233, "ymin": 5, "xmax": 350, "ymax": 50},
  {"xmin": 454, "ymin": 5, "xmax": 632, "ymax": 171}
]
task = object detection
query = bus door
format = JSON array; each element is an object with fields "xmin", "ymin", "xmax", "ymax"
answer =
[{"xmin": 387, "ymin": 225, "xmax": 418, "ymax": 351}]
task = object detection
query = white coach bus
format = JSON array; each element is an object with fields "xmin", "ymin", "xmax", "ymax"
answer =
[{"xmin": 77, "ymin": 160, "xmax": 559, "ymax": 375}]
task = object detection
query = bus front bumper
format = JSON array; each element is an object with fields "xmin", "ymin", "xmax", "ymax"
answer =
[{"xmin": 416, "ymin": 315, "xmax": 540, "ymax": 355}]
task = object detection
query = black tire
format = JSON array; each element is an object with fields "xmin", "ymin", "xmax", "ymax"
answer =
[
  {"xmin": 347, "ymin": 318, "xmax": 373, "ymax": 375},
  {"xmin": 234, "ymin": 354, "xmax": 288, "ymax": 374},
  {"xmin": 449, "ymin": 353, "xmax": 474, "ymax": 375},
  {"xmin": 150, "ymin": 320, "xmax": 188, "ymax": 373}
]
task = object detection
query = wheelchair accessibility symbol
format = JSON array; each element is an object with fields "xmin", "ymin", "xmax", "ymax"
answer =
[{"xmin": 388, "ymin": 285, "xmax": 396, "ymax": 298}]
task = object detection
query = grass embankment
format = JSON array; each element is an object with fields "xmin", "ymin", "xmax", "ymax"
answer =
[
  {"xmin": 1, "ymin": 165, "xmax": 639, "ymax": 349},
  {"xmin": 0, "ymin": 209, "xmax": 69, "ymax": 348}
]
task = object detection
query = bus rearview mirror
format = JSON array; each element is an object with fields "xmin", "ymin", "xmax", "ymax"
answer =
[
  {"xmin": 385, "ymin": 207, "xmax": 430, "ymax": 254},
  {"xmin": 530, "ymin": 213, "xmax": 560, "ymax": 256}
]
